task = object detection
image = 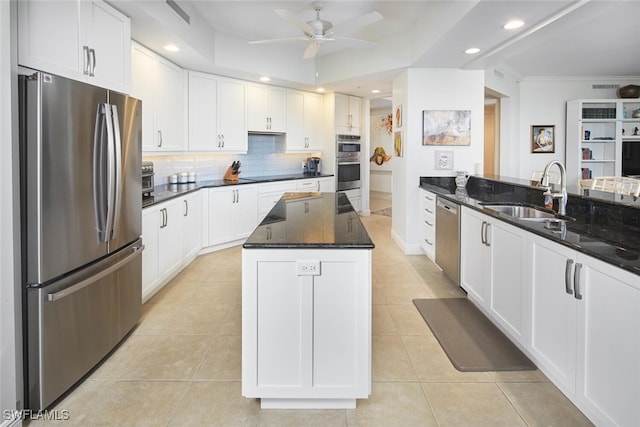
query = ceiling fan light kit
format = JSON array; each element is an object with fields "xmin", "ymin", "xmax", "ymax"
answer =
[{"xmin": 248, "ymin": 3, "xmax": 382, "ymax": 59}]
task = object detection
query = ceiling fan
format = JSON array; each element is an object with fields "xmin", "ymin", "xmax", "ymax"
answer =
[{"xmin": 248, "ymin": 2, "xmax": 383, "ymax": 59}]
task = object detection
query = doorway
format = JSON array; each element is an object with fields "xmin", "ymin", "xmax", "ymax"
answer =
[
  {"xmin": 369, "ymin": 97, "xmax": 393, "ymax": 215},
  {"xmin": 484, "ymin": 98, "xmax": 500, "ymax": 176}
]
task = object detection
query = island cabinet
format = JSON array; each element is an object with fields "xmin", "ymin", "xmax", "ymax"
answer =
[
  {"xmin": 528, "ymin": 234, "xmax": 640, "ymax": 426},
  {"xmin": 460, "ymin": 207, "xmax": 528, "ymax": 343},
  {"xmin": 242, "ymin": 192, "xmax": 374, "ymax": 409}
]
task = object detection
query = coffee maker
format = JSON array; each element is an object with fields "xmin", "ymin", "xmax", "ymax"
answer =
[{"xmin": 305, "ymin": 157, "xmax": 322, "ymax": 175}]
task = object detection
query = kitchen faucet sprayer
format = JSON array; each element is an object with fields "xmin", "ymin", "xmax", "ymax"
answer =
[{"xmin": 539, "ymin": 160, "xmax": 568, "ymax": 216}]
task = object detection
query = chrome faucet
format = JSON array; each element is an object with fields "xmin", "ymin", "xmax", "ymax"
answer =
[{"xmin": 540, "ymin": 160, "xmax": 568, "ymax": 215}]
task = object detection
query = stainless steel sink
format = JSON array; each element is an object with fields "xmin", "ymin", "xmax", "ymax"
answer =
[{"xmin": 481, "ymin": 204, "xmax": 572, "ymax": 223}]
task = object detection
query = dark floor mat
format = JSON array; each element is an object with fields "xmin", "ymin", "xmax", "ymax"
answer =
[{"xmin": 413, "ymin": 298, "xmax": 536, "ymax": 372}]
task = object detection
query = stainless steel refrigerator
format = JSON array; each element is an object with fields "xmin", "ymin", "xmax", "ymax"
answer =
[{"xmin": 19, "ymin": 70, "xmax": 143, "ymax": 410}]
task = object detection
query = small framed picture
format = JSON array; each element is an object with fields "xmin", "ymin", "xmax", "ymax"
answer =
[
  {"xmin": 531, "ymin": 125, "xmax": 555, "ymax": 153},
  {"xmin": 395, "ymin": 105, "xmax": 402, "ymax": 128},
  {"xmin": 435, "ymin": 150, "xmax": 454, "ymax": 170}
]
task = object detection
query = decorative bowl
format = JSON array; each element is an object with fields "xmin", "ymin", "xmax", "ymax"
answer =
[{"xmin": 617, "ymin": 85, "xmax": 640, "ymax": 99}]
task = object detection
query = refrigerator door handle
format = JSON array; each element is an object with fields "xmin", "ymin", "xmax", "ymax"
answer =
[
  {"xmin": 109, "ymin": 104, "xmax": 122, "ymax": 241},
  {"xmin": 93, "ymin": 104, "xmax": 109, "ymax": 242},
  {"xmin": 103, "ymin": 104, "xmax": 116, "ymax": 243},
  {"xmin": 47, "ymin": 244, "xmax": 144, "ymax": 302}
]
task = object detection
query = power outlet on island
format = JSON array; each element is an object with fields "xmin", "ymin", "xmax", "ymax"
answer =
[{"xmin": 297, "ymin": 260, "xmax": 320, "ymax": 276}]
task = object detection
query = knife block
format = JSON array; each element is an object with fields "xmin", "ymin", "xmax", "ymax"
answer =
[{"xmin": 223, "ymin": 166, "xmax": 239, "ymax": 182}]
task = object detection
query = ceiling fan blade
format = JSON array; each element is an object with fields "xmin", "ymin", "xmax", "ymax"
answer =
[
  {"xmin": 331, "ymin": 11, "xmax": 383, "ymax": 35},
  {"xmin": 275, "ymin": 9, "xmax": 315, "ymax": 35},
  {"xmin": 248, "ymin": 36, "xmax": 308, "ymax": 45},
  {"xmin": 303, "ymin": 42, "xmax": 320, "ymax": 59}
]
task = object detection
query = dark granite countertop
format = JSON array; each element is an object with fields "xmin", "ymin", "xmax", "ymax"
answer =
[
  {"xmin": 420, "ymin": 175, "xmax": 640, "ymax": 276},
  {"xmin": 243, "ymin": 192, "xmax": 375, "ymax": 249},
  {"xmin": 143, "ymin": 173, "xmax": 334, "ymax": 207}
]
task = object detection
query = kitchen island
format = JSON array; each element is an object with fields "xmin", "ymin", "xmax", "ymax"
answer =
[{"xmin": 241, "ymin": 192, "xmax": 374, "ymax": 409}]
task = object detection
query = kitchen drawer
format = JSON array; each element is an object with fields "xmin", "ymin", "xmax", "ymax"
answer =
[
  {"xmin": 296, "ymin": 178, "xmax": 320, "ymax": 191},
  {"xmin": 258, "ymin": 181, "xmax": 297, "ymax": 194}
]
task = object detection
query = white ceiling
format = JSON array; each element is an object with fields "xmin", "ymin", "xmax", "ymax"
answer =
[{"xmin": 111, "ymin": 0, "xmax": 640, "ymax": 98}]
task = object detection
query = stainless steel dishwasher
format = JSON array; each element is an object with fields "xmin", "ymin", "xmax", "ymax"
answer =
[{"xmin": 435, "ymin": 196, "xmax": 460, "ymax": 286}]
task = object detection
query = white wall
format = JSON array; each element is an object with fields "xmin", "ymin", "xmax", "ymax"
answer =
[
  {"xmin": 369, "ymin": 107, "xmax": 393, "ymax": 193},
  {"xmin": 517, "ymin": 77, "xmax": 640, "ymax": 180},
  {"xmin": 392, "ymin": 68, "xmax": 485, "ymax": 253},
  {"xmin": 1, "ymin": 0, "xmax": 20, "ymax": 423}
]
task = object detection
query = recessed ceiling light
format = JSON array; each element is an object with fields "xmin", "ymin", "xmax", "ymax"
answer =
[
  {"xmin": 259, "ymin": 76, "xmax": 271, "ymax": 82},
  {"xmin": 371, "ymin": 89, "xmax": 380, "ymax": 94},
  {"xmin": 164, "ymin": 44, "xmax": 180, "ymax": 52},
  {"xmin": 316, "ymin": 87, "xmax": 325, "ymax": 93},
  {"xmin": 503, "ymin": 20, "xmax": 524, "ymax": 30},
  {"xmin": 465, "ymin": 47, "xmax": 480, "ymax": 55}
]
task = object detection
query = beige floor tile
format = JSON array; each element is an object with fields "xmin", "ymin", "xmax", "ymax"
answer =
[
  {"xmin": 347, "ymin": 382, "xmax": 437, "ymax": 427},
  {"xmin": 256, "ymin": 408, "xmax": 348, "ymax": 427},
  {"xmin": 194, "ymin": 335, "xmax": 242, "ymax": 380},
  {"xmin": 488, "ymin": 369, "xmax": 549, "ymax": 383},
  {"xmin": 499, "ymin": 382, "xmax": 594, "ymax": 427},
  {"xmin": 133, "ymin": 301, "xmax": 182, "ymax": 335},
  {"xmin": 145, "ymin": 278, "xmax": 203, "ymax": 307},
  {"xmin": 372, "ymin": 304, "xmax": 399, "ymax": 335},
  {"xmin": 25, "ymin": 379, "xmax": 112, "ymax": 426},
  {"xmin": 169, "ymin": 381, "xmax": 260, "ymax": 426},
  {"xmin": 387, "ymin": 304, "xmax": 432, "ymax": 336},
  {"xmin": 121, "ymin": 335, "xmax": 212, "ymax": 380},
  {"xmin": 402, "ymin": 335, "xmax": 491, "ymax": 382},
  {"xmin": 371, "ymin": 335, "xmax": 417, "ymax": 381},
  {"xmin": 422, "ymin": 382, "xmax": 526, "ymax": 427},
  {"xmin": 85, "ymin": 380, "xmax": 190, "ymax": 426},
  {"xmin": 380, "ymin": 282, "xmax": 433, "ymax": 305}
]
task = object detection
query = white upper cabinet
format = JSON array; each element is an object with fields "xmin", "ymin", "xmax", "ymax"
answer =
[
  {"xmin": 131, "ymin": 42, "xmax": 185, "ymax": 152},
  {"xmin": 286, "ymin": 89, "xmax": 323, "ymax": 152},
  {"xmin": 188, "ymin": 72, "xmax": 247, "ymax": 153},
  {"xmin": 18, "ymin": 0, "xmax": 131, "ymax": 93},
  {"xmin": 247, "ymin": 83, "xmax": 286, "ymax": 133},
  {"xmin": 335, "ymin": 93, "xmax": 361, "ymax": 135}
]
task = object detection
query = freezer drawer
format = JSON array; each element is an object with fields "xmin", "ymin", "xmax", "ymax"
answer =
[{"xmin": 25, "ymin": 239, "xmax": 143, "ymax": 410}]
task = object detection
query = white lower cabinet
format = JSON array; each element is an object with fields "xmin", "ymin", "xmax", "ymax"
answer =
[
  {"xmin": 242, "ymin": 248, "xmax": 371, "ymax": 408},
  {"xmin": 419, "ymin": 189, "xmax": 436, "ymax": 261},
  {"xmin": 460, "ymin": 207, "xmax": 527, "ymax": 342},
  {"xmin": 318, "ymin": 177, "xmax": 335, "ymax": 192},
  {"xmin": 142, "ymin": 197, "xmax": 183, "ymax": 301},
  {"xmin": 208, "ymin": 185, "xmax": 258, "ymax": 246},
  {"xmin": 529, "ymin": 234, "xmax": 640, "ymax": 426},
  {"xmin": 182, "ymin": 191, "xmax": 203, "ymax": 259}
]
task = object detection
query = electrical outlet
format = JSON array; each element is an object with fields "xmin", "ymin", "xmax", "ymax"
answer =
[{"xmin": 297, "ymin": 260, "xmax": 320, "ymax": 276}]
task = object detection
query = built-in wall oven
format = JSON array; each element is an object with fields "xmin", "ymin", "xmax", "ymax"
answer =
[{"xmin": 336, "ymin": 134, "xmax": 361, "ymax": 190}]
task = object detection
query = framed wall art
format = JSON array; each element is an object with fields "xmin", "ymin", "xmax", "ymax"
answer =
[
  {"xmin": 423, "ymin": 110, "xmax": 471, "ymax": 146},
  {"xmin": 531, "ymin": 125, "xmax": 555, "ymax": 153},
  {"xmin": 395, "ymin": 104, "xmax": 402, "ymax": 128},
  {"xmin": 435, "ymin": 150, "xmax": 454, "ymax": 170},
  {"xmin": 394, "ymin": 131, "xmax": 403, "ymax": 157}
]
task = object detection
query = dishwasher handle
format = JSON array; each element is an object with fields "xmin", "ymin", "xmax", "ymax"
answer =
[{"xmin": 436, "ymin": 199, "xmax": 459, "ymax": 215}]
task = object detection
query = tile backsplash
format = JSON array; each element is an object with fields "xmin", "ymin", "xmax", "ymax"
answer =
[{"xmin": 144, "ymin": 134, "xmax": 322, "ymax": 184}]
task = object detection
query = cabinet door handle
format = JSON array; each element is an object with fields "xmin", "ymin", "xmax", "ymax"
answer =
[
  {"xmin": 574, "ymin": 263, "xmax": 583, "ymax": 300},
  {"xmin": 83, "ymin": 46, "xmax": 90, "ymax": 75},
  {"xmin": 564, "ymin": 259, "xmax": 575, "ymax": 295},
  {"xmin": 317, "ymin": 181, "xmax": 320, "ymax": 191},
  {"xmin": 485, "ymin": 222, "xmax": 491, "ymax": 246},
  {"xmin": 184, "ymin": 200, "xmax": 188, "ymax": 216},
  {"xmin": 157, "ymin": 130, "xmax": 163, "ymax": 147},
  {"xmin": 221, "ymin": 135, "xmax": 224, "ymax": 148},
  {"xmin": 481, "ymin": 221, "xmax": 486, "ymax": 245},
  {"xmin": 425, "ymin": 238, "xmax": 433, "ymax": 246},
  {"xmin": 89, "ymin": 48, "xmax": 96, "ymax": 76},
  {"xmin": 425, "ymin": 208, "xmax": 433, "ymax": 214},
  {"xmin": 160, "ymin": 208, "xmax": 167, "ymax": 228},
  {"xmin": 425, "ymin": 220, "xmax": 433, "ymax": 227}
]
